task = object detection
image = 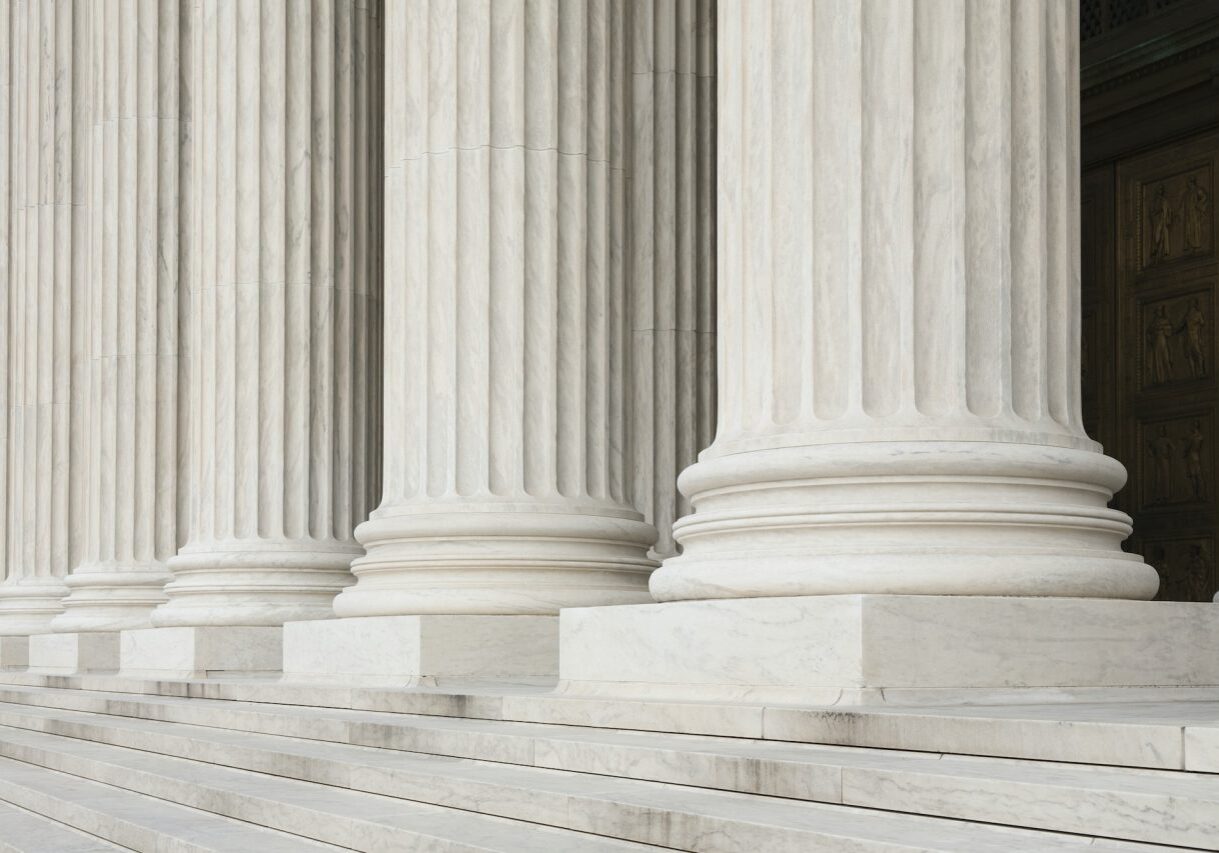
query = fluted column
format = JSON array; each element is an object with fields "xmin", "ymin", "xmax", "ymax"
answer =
[
  {"xmin": 627, "ymin": 1, "xmax": 716, "ymax": 560},
  {"xmin": 335, "ymin": 0, "xmax": 656, "ymax": 618},
  {"xmin": 0, "ymin": 0, "xmax": 90, "ymax": 634},
  {"xmin": 52, "ymin": 0, "xmax": 184, "ymax": 632},
  {"xmin": 152, "ymin": 0, "xmax": 382, "ymax": 627},
  {"xmin": 651, "ymin": 0, "xmax": 1158, "ymax": 602}
]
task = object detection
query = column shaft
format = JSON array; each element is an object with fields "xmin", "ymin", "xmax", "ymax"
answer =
[
  {"xmin": 627, "ymin": 1, "xmax": 717, "ymax": 560},
  {"xmin": 336, "ymin": 0, "xmax": 657, "ymax": 617},
  {"xmin": 0, "ymin": 0, "xmax": 90, "ymax": 634},
  {"xmin": 650, "ymin": 0, "xmax": 1158, "ymax": 602},
  {"xmin": 54, "ymin": 0, "xmax": 185, "ymax": 632},
  {"xmin": 153, "ymin": 0, "xmax": 382, "ymax": 627}
]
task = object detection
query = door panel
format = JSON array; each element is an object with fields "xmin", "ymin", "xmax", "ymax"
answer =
[{"xmin": 1112, "ymin": 130, "xmax": 1219, "ymax": 600}]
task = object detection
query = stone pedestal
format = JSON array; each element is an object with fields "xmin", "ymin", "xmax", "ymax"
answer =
[
  {"xmin": 120, "ymin": 627, "xmax": 282, "ymax": 679},
  {"xmin": 0, "ymin": 637, "xmax": 29, "ymax": 671},
  {"xmin": 28, "ymin": 633, "xmax": 120, "ymax": 675},
  {"xmin": 560, "ymin": 596, "xmax": 1219, "ymax": 704},
  {"xmin": 282, "ymin": 616, "xmax": 558, "ymax": 686}
]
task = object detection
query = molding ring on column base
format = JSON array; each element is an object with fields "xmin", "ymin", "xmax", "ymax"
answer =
[
  {"xmin": 151, "ymin": 541, "xmax": 361, "ymax": 627},
  {"xmin": 335, "ymin": 508, "xmax": 659, "ymax": 616},
  {"xmin": 0, "ymin": 578, "xmax": 70, "ymax": 636},
  {"xmin": 651, "ymin": 441, "xmax": 1160, "ymax": 603},
  {"xmin": 52, "ymin": 564, "xmax": 172, "ymax": 632}
]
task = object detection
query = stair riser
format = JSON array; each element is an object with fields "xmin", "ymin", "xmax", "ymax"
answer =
[{"xmin": 0, "ymin": 708, "xmax": 1215, "ymax": 850}]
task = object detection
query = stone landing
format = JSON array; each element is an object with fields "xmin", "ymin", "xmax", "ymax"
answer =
[
  {"xmin": 282, "ymin": 615, "xmax": 559, "ymax": 685},
  {"xmin": 559, "ymin": 595, "xmax": 1219, "ymax": 704}
]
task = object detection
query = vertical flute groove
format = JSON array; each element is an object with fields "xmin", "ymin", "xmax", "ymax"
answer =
[
  {"xmin": 626, "ymin": 0, "xmax": 716, "ymax": 558},
  {"xmin": 0, "ymin": 0, "xmax": 86, "ymax": 632},
  {"xmin": 154, "ymin": 0, "xmax": 382, "ymax": 628}
]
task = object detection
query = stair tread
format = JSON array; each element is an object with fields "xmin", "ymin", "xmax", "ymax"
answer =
[
  {"xmin": 0, "ymin": 799, "xmax": 126, "ymax": 852},
  {"xmin": 0, "ymin": 756, "xmax": 342, "ymax": 852},
  {"xmin": 0, "ymin": 686, "xmax": 1213, "ymax": 798},
  {"xmin": 0, "ymin": 721, "xmax": 1186, "ymax": 852},
  {"xmin": 1, "ymin": 698, "xmax": 1216, "ymax": 849},
  {"xmin": 0, "ymin": 726, "xmax": 660, "ymax": 852}
]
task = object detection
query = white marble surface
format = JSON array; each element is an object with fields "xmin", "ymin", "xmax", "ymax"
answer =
[
  {"xmin": 53, "ymin": 0, "xmax": 182, "ymax": 633},
  {"xmin": 283, "ymin": 615, "xmax": 558, "ymax": 684},
  {"xmin": 626, "ymin": 3, "xmax": 717, "ymax": 561},
  {"xmin": 151, "ymin": 0, "xmax": 383, "ymax": 628},
  {"xmin": 0, "ymin": 683, "xmax": 1208, "ymax": 851},
  {"xmin": 0, "ymin": 636, "xmax": 28, "ymax": 670},
  {"xmin": 649, "ymin": 0, "xmax": 1157, "ymax": 603},
  {"xmin": 27, "ymin": 632, "xmax": 119, "ymax": 675},
  {"xmin": 561, "ymin": 595, "xmax": 1219, "ymax": 702},
  {"xmin": 120, "ymin": 626, "xmax": 282, "ymax": 679},
  {"xmin": 0, "ymin": 0, "xmax": 87, "ymax": 635},
  {"xmin": 338, "ymin": 0, "xmax": 724, "ymax": 616}
]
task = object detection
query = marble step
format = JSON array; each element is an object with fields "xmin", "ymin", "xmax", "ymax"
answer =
[
  {"xmin": 0, "ymin": 800, "xmax": 126, "ymax": 852},
  {"xmin": 0, "ymin": 699, "xmax": 1214, "ymax": 849},
  {"xmin": 0, "ymin": 755, "xmax": 342, "ymax": 852},
  {"xmin": 3, "ymin": 672, "xmax": 1218, "ymax": 770},
  {"xmin": 0, "ymin": 725, "xmax": 663, "ymax": 852},
  {"xmin": 0, "ymin": 724, "xmax": 1185, "ymax": 853}
]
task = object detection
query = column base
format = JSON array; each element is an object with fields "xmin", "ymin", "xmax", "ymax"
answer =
[
  {"xmin": 28, "ymin": 632, "xmax": 120, "ymax": 675},
  {"xmin": 282, "ymin": 615, "xmax": 558, "ymax": 686},
  {"xmin": 559, "ymin": 595, "xmax": 1219, "ymax": 704},
  {"xmin": 0, "ymin": 637, "xmax": 29, "ymax": 670},
  {"xmin": 653, "ymin": 442, "xmax": 1158, "ymax": 601},
  {"xmin": 120, "ymin": 626, "xmax": 282, "ymax": 679}
]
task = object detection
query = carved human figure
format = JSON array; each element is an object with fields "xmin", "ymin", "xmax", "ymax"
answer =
[
  {"xmin": 1150, "ymin": 183, "xmax": 1174, "ymax": 260},
  {"xmin": 1185, "ymin": 543, "xmax": 1212, "ymax": 601},
  {"xmin": 1182, "ymin": 176, "xmax": 1210, "ymax": 252},
  {"xmin": 1184, "ymin": 420, "xmax": 1206, "ymax": 500},
  {"xmin": 1148, "ymin": 304, "xmax": 1176, "ymax": 383},
  {"xmin": 1178, "ymin": 298, "xmax": 1207, "ymax": 379},
  {"xmin": 1148, "ymin": 426, "xmax": 1177, "ymax": 501}
]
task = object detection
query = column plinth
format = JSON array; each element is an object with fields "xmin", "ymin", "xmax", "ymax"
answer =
[{"xmin": 648, "ymin": 0, "xmax": 1157, "ymax": 603}]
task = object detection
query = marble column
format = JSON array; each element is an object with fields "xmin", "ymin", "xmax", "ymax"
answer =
[
  {"xmin": 0, "ymin": 0, "xmax": 90, "ymax": 637},
  {"xmin": 627, "ymin": 1, "xmax": 717, "ymax": 560},
  {"xmin": 332, "ymin": 0, "xmax": 656, "ymax": 618},
  {"xmin": 649, "ymin": 0, "xmax": 1159, "ymax": 602},
  {"xmin": 52, "ymin": 0, "xmax": 185, "ymax": 633},
  {"xmin": 150, "ymin": 0, "xmax": 381, "ymax": 627}
]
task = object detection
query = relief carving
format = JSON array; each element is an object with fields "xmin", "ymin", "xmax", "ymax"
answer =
[
  {"xmin": 1141, "ymin": 291, "xmax": 1211, "ymax": 387},
  {"xmin": 1185, "ymin": 420, "xmax": 1206, "ymax": 500},
  {"xmin": 1149, "ymin": 184, "xmax": 1174, "ymax": 261},
  {"xmin": 1183, "ymin": 176, "xmax": 1211, "ymax": 253},
  {"xmin": 1147, "ymin": 426, "xmax": 1176, "ymax": 502},
  {"xmin": 1141, "ymin": 168, "xmax": 1214, "ymax": 266},
  {"xmin": 1179, "ymin": 298, "xmax": 1207, "ymax": 378},
  {"xmin": 1146, "ymin": 304, "xmax": 1175, "ymax": 383},
  {"xmin": 1146, "ymin": 539, "xmax": 1215, "ymax": 602},
  {"xmin": 1141, "ymin": 414, "xmax": 1212, "ymax": 508}
]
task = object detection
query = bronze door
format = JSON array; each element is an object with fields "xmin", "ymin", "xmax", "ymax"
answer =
[{"xmin": 1102, "ymin": 130, "xmax": 1219, "ymax": 601}]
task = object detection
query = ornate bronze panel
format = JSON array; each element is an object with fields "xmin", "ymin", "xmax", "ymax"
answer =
[{"xmin": 1109, "ymin": 129, "xmax": 1219, "ymax": 601}]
